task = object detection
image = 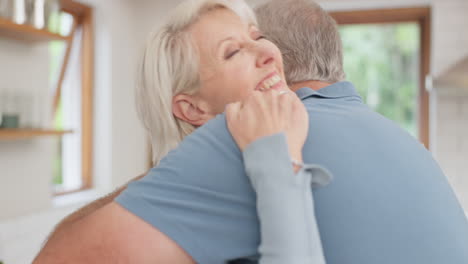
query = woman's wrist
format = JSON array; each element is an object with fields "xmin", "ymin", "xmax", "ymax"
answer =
[{"xmin": 290, "ymin": 152, "xmax": 303, "ymax": 173}]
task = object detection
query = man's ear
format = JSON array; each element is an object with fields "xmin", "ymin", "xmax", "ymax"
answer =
[{"xmin": 172, "ymin": 94, "xmax": 212, "ymax": 126}]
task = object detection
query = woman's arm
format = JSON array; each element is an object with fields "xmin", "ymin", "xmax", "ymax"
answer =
[
  {"xmin": 38, "ymin": 174, "xmax": 146, "ymax": 250},
  {"xmin": 243, "ymin": 133, "xmax": 329, "ymax": 264},
  {"xmin": 34, "ymin": 173, "xmax": 146, "ymax": 261},
  {"xmin": 33, "ymin": 202, "xmax": 195, "ymax": 264},
  {"xmin": 56, "ymin": 174, "xmax": 145, "ymax": 226},
  {"xmin": 226, "ymin": 89, "xmax": 331, "ymax": 264}
]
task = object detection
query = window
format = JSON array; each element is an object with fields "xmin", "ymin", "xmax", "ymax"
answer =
[
  {"xmin": 330, "ymin": 7, "xmax": 431, "ymax": 148},
  {"xmin": 339, "ymin": 23, "xmax": 420, "ymax": 136},
  {"xmin": 50, "ymin": 1, "xmax": 93, "ymax": 194}
]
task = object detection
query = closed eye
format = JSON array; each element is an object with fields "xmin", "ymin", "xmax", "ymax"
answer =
[
  {"xmin": 225, "ymin": 36, "xmax": 266, "ymax": 59},
  {"xmin": 225, "ymin": 49, "xmax": 240, "ymax": 59}
]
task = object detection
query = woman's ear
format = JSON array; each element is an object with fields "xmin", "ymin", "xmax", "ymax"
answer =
[{"xmin": 172, "ymin": 94, "xmax": 213, "ymax": 126}]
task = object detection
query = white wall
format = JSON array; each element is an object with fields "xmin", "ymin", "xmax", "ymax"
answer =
[
  {"xmin": 79, "ymin": 0, "xmax": 150, "ymax": 191},
  {"xmin": 433, "ymin": 87, "xmax": 468, "ymax": 211},
  {"xmin": 102, "ymin": 0, "xmax": 150, "ymax": 188},
  {"xmin": 0, "ymin": 39, "xmax": 54, "ymax": 219},
  {"xmin": 429, "ymin": 0, "xmax": 468, "ymax": 211}
]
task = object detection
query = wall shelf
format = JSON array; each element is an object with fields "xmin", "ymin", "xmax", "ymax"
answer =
[
  {"xmin": 0, "ymin": 17, "xmax": 69, "ymax": 42},
  {"xmin": 0, "ymin": 129, "xmax": 73, "ymax": 140}
]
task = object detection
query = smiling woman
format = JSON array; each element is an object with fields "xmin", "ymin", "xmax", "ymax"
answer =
[
  {"xmin": 172, "ymin": 8, "xmax": 287, "ymax": 123},
  {"xmin": 136, "ymin": 0, "xmax": 287, "ymax": 165},
  {"xmin": 33, "ymin": 0, "xmax": 331, "ymax": 263}
]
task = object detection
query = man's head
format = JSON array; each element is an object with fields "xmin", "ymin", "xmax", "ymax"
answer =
[{"xmin": 255, "ymin": 0, "xmax": 345, "ymax": 85}]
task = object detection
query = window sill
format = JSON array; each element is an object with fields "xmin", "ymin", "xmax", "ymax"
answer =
[{"xmin": 52, "ymin": 188, "xmax": 108, "ymax": 209}]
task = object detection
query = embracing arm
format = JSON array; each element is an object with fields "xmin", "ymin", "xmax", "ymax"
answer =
[
  {"xmin": 243, "ymin": 133, "xmax": 329, "ymax": 264},
  {"xmin": 226, "ymin": 89, "xmax": 330, "ymax": 263},
  {"xmin": 33, "ymin": 173, "xmax": 195, "ymax": 264},
  {"xmin": 51, "ymin": 174, "xmax": 145, "ymax": 229},
  {"xmin": 36, "ymin": 173, "xmax": 145, "ymax": 255},
  {"xmin": 33, "ymin": 202, "xmax": 195, "ymax": 264}
]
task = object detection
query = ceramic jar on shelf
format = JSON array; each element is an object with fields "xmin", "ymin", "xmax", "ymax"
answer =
[
  {"xmin": 0, "ymin": 90, "xmax": 21, "ymax": 129},
  {"xmin": 0, "ymin": 89, "xmax": 44, "ymax": 129}
]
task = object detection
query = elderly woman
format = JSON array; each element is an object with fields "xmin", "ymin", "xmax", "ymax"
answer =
[{"xmin": 33, "ymin": 0, "xmax": 330, "ymax": 263}]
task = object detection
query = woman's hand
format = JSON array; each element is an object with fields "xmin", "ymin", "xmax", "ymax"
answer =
[{"xmin": 226, "ymin": 88, "xmax": 309, "ymax": 164}]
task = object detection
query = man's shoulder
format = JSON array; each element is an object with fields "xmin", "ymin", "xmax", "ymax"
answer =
[
  {"xmin": 115, "ymin": 114, "xmax": 257, "ymax": 263},
  {"xmin": 169, "ymin": 113, "xmax": 237, "ymax": 157},
  {"xmin": 149, "ymin": 113, "xmax": 246, "ymax": 191}
]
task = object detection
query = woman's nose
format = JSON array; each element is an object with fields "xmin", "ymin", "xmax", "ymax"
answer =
[{"xmin": 254, "ymin": 45, "xmax": 275, "ymax": 68}]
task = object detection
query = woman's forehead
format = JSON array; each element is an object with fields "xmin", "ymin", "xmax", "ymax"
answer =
[
  {"xmin": 191, "ymin": 8, "xmax": 254, "ymax": 36},
  {"xmin": 188, "ymin": 8, "xmax": 258, "ymax": 65}
]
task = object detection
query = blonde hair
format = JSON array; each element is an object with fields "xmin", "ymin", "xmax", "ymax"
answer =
[
  {"xmin": 255, "ymin": 0, "xmax": 345, "ymax": 84},
  {"xmin": 136, "ymin": 0, "xmax": 257, "ymax": 165}
]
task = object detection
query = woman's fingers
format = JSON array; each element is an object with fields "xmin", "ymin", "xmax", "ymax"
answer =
[{"xmin": 226, "ymin": 88, "xmax": 307, "ymax": 152}]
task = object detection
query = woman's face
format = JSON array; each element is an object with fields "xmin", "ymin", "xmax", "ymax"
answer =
[{"xmin": 188, "ymin": 8, "xmax": 287, "ymax": 117}]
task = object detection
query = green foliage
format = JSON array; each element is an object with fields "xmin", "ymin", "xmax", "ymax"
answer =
[
  {"xmin": 52, "ymin": 101, "xmax": 63, "ymax": 186},
  {"xmin": 52, "ymin": 141, "xmax": 63, "ymax": 186},
  {"xmin": 49, "ymin": 40, "xmax": 66, "ymax": 85},
  {"xmin": 49, "ymin": 13, "xmax": 66, "ymax": 188},
  {"xmin": 339, "ymin": 23, "xmax": 420, "ymax": 136}
]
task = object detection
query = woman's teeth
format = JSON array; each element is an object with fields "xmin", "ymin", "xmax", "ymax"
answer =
[{"xmin": 260, "ymin": 75, "xmax": 282, "ymax": 91}]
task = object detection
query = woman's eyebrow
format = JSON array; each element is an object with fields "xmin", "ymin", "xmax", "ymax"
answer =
[
  {"xmin": 216, "ymin": 36, "xmax": 234, "ymax": 53},
  {"xmin": 217, "ymin": 37, "xmax": 234, "ymax": 47}
]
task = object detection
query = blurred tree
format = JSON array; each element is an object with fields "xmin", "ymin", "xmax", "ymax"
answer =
[{"xmin": 339, "ymin": 23, "xmax": 420, "ymax": 136}]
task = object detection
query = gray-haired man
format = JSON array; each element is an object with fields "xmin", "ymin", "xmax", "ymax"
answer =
[{"xmin": 254, "ymin": 0, "xmax": 468, "ymax": 263}]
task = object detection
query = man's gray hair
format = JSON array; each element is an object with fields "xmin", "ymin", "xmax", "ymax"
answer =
[{"xmin": 255, "ymin": 0, "xmax": 345, "ymax": 84}]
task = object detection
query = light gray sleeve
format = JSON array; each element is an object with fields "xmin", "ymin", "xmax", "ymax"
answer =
[{"xmin": 242, "ymin": 133, "xmax": 332, "ymax": 264}]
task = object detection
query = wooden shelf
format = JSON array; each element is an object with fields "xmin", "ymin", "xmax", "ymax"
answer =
[
  {"xmin": 0, "ymin": 129, "xmax": 73, "ymax": 140},
  {"xmin": 0, "ymin": 17, "xmax": 69, "ymax": 42}
]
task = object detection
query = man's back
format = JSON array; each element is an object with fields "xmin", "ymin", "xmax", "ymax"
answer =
[
  {"xmin": 116, "ymin": 82, "xmax": 468, "ymax": 264},
  {"xmin": 297, "ymin": 82, "xmax": 468, "ymax": 263}
]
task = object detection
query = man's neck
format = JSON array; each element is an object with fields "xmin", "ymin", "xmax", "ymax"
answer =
[{"xmin": 290, "ymin": 80, "xmax": 332, "ymax": 92}]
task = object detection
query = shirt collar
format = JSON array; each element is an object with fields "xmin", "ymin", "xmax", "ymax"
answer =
[{"xmin": 294, "ymin": 81, "xmax": 362, "ymax": 101}]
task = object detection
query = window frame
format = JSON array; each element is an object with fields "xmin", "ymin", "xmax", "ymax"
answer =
[
  {"xmin": 53, "ymin": 0, "xmax": 94, "ymax": 195},
  {"xmin": 329, "ymin": 7, "xmax": 431, "ymax": 149}
]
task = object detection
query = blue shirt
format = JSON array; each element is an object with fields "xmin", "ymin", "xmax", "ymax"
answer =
[{"xmin": 116, "ymin": 82, "xmax": 468, "ymax": 264}]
